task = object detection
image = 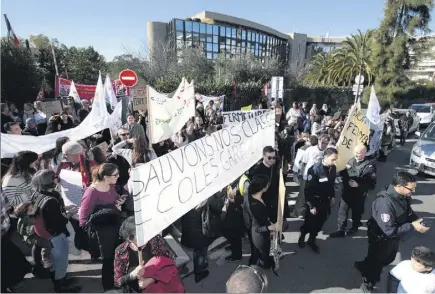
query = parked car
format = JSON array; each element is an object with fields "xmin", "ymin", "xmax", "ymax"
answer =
[
  {"xmin": 409, "ymin": 103, "xmax": 435, "ymax": 127},
  {"xmin": 390, "ymin": 109, "xmax": 420, "ymax": 137},
  {"xmin": 409, "ymin": 121, "xmax": 435, "ymax": 177}
]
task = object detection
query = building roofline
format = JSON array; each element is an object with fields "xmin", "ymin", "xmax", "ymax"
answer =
[{"xmin": 191, "ymin": 11, "xmax": 290, "ymax": 40}]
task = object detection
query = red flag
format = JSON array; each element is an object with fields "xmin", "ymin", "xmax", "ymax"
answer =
[{"xmin": 3, "ymin": 15, "xmax": 20, "ymax": 46}]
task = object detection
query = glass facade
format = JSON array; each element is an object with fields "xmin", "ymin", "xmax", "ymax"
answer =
[{"xmin": 169, "ymin": 18, "xmax": 289, "ymax": 62}]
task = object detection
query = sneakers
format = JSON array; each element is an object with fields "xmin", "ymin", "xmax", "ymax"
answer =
[
  {"xmin": 329, "ymin": 230, "xmax": 345, "ymax": 238},
  {"xmin": 307, "ymin": 239, "xmax": 320, "ymax": 253},
  {"xmin": 360, "ymin": 277, "xmax": 374, "ymax": 293},
  {"xmin": 225, "ymin": 255, "xmax": 242, "ymax": 263}
]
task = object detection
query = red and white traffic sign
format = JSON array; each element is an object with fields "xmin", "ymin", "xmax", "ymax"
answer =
[{"xmin": 119, "ymin": 69, "xmax": 138, "ymax": 87}]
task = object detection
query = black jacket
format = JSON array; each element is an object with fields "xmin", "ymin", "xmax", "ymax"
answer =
[
  {"xmin": 304, "ymin": 162, "xmax": 336, "ymax": 210},
  {"xmin": 341, "ymin": 158, "xmax": 376, "ymax": 197},
  {"xmin": 368, "ymin": 185, "xmax": 418, "ymax": 239}
]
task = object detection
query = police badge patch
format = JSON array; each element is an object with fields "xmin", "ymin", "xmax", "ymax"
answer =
[
  {"xmin": 308, "ymin": 175, "xmax": 312, "ymax": 181},
  {"xmin": 381, "ymin": 214, "xmax": 390, "ymax": 223}
]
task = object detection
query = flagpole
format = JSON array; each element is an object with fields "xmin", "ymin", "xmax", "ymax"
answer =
[{"xmin": 51, "ymin": 41, "xmax": 59, "ymax": 76}]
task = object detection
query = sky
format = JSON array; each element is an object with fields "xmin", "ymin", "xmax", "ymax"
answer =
[{"xmin": 1, "ymin": 0, "xmax": 434, "ymax": 61}]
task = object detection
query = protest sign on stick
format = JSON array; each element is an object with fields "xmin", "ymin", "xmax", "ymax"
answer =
[
  {"xmin": 40, "ymin": 100, "xmax": 63, "ymax": 115},
  {"xmin": 336, "ymin": 103, "xmax": 370, "ymax": 171},
  {"xmin": 132, "ymin": 110, "xmax": 275, "ymax": 247}
]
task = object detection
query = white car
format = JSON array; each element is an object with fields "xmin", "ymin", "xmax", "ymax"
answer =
[
  {"xmin": 391, "ymin": 109, "xmax": 420, "ymax": 137},
  {"xmin": 409, "ymin": 104, "xmax": 435, "ymax": 127},
  {"xmin": 409, "ymin": 121, "xmax": 435, "ymax": 176}
]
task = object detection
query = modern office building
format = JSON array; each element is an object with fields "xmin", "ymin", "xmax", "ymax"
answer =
[{"xmin": 147, "ymin": 11, "xmax": 346, "ymax": 72}]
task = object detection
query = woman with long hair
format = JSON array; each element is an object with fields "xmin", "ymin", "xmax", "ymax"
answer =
[
  {"xmin": 248, "ymin": 175, "xmax": 279, "ymax": 270},
  {"xmin": 112, "ymin": 136, "xmax": 156, "ymax": 167},
  {"xmin": 2, "ymin": 151, "xmax": 38, "ymax": 207},
  {"xmin": 52, "ymin": 137, "xmax": 70, "ymax": 172},
  {"xmin": 79, "ymin": 163, "xmax": 126, "ymax": 291}
]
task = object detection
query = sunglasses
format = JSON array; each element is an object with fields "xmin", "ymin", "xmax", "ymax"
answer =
[
  {"xmin": 120, "ymin": 133, "xmax": 129, "ymax": 136},
  {"xmin": 227, "ymin": 265, "xmax": 265, "ymax": 293},
  {"xmin": 267, "ymin": 156, "xmax": 277, "ymax": 160},
  {"xmin": 402, "ymin": 186, "xmax": 415, "ymax": 193}
]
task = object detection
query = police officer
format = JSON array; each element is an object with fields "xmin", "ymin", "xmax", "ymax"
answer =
[
  {"xmin": 398, "ymin": 111, "xmax": 412, "ymax": 146},
  {"xmin": 355, "ymin": 171, "xmax": 429, "ymax": 292},
  {"xmin": 330, "ymin": 144, "xmax": 376, "ymax": 238},
  {"xmin": 222, "ymin": 172, "xmax": 250, "ymax": 262},
  {"xmin": 298, "ymin": 147, "xmax": 338, "ymax": 253}
]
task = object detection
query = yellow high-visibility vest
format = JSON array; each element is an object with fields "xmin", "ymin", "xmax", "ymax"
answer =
[{"xmin": 238, "ymin": 174, "xmax": 250, "ymax": 196}]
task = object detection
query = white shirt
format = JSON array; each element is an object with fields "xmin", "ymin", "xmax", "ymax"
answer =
[
  {"xmin": 286, "ymin": 108, "xmax": 301, "ymax": 125},
  {"xmin": 390, "ymin": 260, "xmax": 435, "ymax": 293},
  {"xmin": 300, "ymin": 145, "xmax": 324, "ymax": 180}
]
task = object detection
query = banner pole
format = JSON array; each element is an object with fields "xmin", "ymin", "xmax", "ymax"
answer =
[{"xmin": 146, "ymin": 85, "xmax": 153, "ymax": 149}]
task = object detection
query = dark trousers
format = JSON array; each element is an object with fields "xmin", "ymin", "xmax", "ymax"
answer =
[
  {"xmin": 193, "ymin": 247, "xmax": 208, "ymax": 275},
  {"xmin": 247, "ymin": 230, "xmax": 258, "ymax": 266},
  {"xmin": 300, "ymin": 204, "xmax": 329, "ymax": 238},
  {"xmin": 102, "ymin": 258, "xmax": 115, "ymax": 291},
  {"xmin": 1, "ymin": 236, "xmax": 32, "ymax": 292},
  {"xmin": 360, "ymin": 231, "xmax": 399, "ymax": 285},
  {"xmin": 400, "ymin": 129, "xmax": 407, "ymax": 146},
  {"xmin": 227, "ymin": 235, "xmax": 242, "ymax": 259},
  {"xmin": 337, "ymin": 196, "xmax": 366, "ymax": 231}
]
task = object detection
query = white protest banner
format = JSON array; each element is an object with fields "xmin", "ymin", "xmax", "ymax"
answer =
[
  {"xmin": 1, "ymin": 73, "xmax": 109, "ymax": 158},
  {"xmin": 68, "ymin": 81, "xmax": 81, "ymax": 104},
  {"xmin": 40, "ymin": 100, "xmax": 63, "ymax": 115},
  {"xmin": 59, "ymin": 169, "xmax": 83, "ymax": 207},
  {"xmin": 195, "ymin": 94, "xmax": 225, "ymax": 111},
  {"xmin": 132, "ymin": 110, "xmax": 275, "ymax": 247},
  {"xmin": 148, "ymin": 79, "xmax": 195, "ymax": 144},
  {"xmin": 108, "ymin": 101, "xmax": 123, "ymax": 136},
  {"xmin": 336, "ymin": 102, "xmax": 370, "ymax": 171},
  {"xmin": 222, "ymin": 109, "xmax": 267, "ymax": 126}
]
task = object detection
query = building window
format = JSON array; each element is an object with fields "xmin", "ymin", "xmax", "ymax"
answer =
[
  {"xmin": 207, "ymin": 24, "xmax": 213, "ymax": 35},
  {"xmin": 213, "ymin": 25, "xmax": 219, "ymax": 35},
  {"xmin": 193, "ymin": 22, "xmax": 199, "ymax": 33},
  {"xmin": 200, "ymin": 23, "xmax": 206, "ymax": 34},
  {"xmin": 213, "ymin": 36, "xmax": 218, "ymax": 43},
  {"xmin": 185, "ymin": 21, "xmax": 192, "ymax": 33},
  {"xmin": 176, "ymin": 20, "xmax": 184, "ymax": 31},
  {"xmin": 207, "ymin": 43, "xmax": 213, "ymax": 51},
  {"xmin": 213, "ymin": 44, "xmax": 218, "ymax": 52},
  {"xmin": 242, "ymin": 30, "xmax": 246, "ymax": 40},
  {"xmin": 207, "ymin": 52, "xmax": 213, "ymax": 59},
  {"xmin": 220, "ymin": 26, "xmax": 225, "ymax": 36},
  {"xmin": 232, "ymin": 28, "xmax": 237, "ymax": 38}
]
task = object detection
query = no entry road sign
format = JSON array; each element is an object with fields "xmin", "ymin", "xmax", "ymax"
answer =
[{"xmin": 119, "ymin": 69, "xmax": 138, "ymax": 87}]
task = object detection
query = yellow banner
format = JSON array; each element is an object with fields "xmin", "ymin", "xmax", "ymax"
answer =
[
  {"xmin": 241, "ymin": 105, "xmax": 252, "ymax": 111},
  {"xmin": 336, "ymin": 103, "xmax": 370, "ymax": 171}
]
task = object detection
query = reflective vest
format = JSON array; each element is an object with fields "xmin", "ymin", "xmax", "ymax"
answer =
[{"xmin": 238, "ymin": 174, "xmax": 250, "ymax": 196}]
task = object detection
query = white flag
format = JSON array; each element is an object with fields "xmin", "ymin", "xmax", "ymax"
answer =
[
  {"xmin": 104, "ymin": 74, "xmax": 118, "ymax": 110},
  {"xmin": 68, "ymin": 81, "xmax": 81, "ymax": 104},
  {"xmin": 367, "ymin": 86, "xmax": 381, "ymax": 125}
]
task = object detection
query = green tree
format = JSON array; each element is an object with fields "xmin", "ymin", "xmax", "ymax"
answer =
[
  {"xmin": 65, "ymin": 46, "xmax": 107, "ymax": 84},
  {"xmin": 303, "ymin": 51, "xmax": 336, "ymax": 85},
  {"xmin": 1, "ymin": 38, "xmax": 43, "ymax": 105},
  {"xmin": 372, "ymin": 0, "xmax": 433, "ymax": 101}
]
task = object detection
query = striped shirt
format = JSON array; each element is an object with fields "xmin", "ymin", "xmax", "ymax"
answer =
[{"xmin": 1, "ymin": 174, "xmax": 33, "ymax": 207}]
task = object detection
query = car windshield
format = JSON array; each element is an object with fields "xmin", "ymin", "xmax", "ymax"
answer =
[
  {"xmin": 410, "ymin": 105, "xmax": 431, "ymax": 113},
  {"xmin": 421, "ymin": 124, "xmax": 435, "ymax": 141}
]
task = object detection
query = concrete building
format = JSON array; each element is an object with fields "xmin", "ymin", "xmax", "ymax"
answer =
[
  {"xmin": 147, "ymin": 11, "xmax": 346, "ymax": 72},
  {"xmin": 406, "ymin": 34, "xmax": 435, "ymax": 83}
]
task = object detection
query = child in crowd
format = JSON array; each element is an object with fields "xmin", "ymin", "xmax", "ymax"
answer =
[{"xmin": 389, "ymin": 246, "xmax": 435, "ymax": 293}]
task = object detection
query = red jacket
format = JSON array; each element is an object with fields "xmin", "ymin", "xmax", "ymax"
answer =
[{"xmin": 142, "ymin": 256, "xmax": 184, "ymax": 293}]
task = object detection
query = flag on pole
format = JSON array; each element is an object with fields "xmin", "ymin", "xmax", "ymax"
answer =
[
  {"xmin": 51, "ymin": 42, "xmax": 59, "ymax": 76},
  {"xmin": 3, "ymin": 14, "xmax": 20, "ymax": 46},
  {"xmin": 104, "ymin": 74, "xmax": 118, "ymax": 109},
  {"xmin": 68, "ymin": 81, "xmax": 81, "ymax": 104},
  {"xmin": 367, "ymin": 86, "xmax": 381, "ymax": 125}
]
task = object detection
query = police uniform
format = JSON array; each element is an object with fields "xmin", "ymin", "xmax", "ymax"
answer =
[
  {"xmin": 356, "ymin": 185, "xmax": 419, "ymax": 287},
  {"xmin": 333, "ymin": 158, "xmax": 376, "ymax": 236},
  {"xmin": 299, "ymin": 162, "xmax": 336, "ymax": 252}
]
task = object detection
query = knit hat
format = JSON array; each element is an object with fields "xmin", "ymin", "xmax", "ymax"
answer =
[
  {"xmin": 62, "ymin": 141, "xmax": 83, "ymax": 155},
  {"xmin": 25, "ymin": 118, "xmax": 35, "ymax": 126}
]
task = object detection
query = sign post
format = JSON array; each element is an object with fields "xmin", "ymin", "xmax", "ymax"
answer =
[
  {"xmin": 271, "ymin": 76, "xmax": 284, "ymax": 101},
  {"xmin": 119, "ymin": 69, "xmax": 138, "ymax": 88},
  {"xmin": 353, "ymin": 74, "xmax": 364, "ymax": 103}
]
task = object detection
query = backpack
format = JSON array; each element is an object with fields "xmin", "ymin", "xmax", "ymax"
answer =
[{"xmin": 17, "ymin": 193, "xmax": 53, "ymax": 245}]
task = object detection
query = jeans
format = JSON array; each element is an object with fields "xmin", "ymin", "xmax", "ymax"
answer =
[
  {"xmin": 193, "ymin": 247, "xmax": 208, "ymax": 275},
  {"xmin": 50, "ymin": 233, "xmax": 69, "ymax": 280}
]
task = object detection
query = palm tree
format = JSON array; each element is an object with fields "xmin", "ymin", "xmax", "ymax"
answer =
[
  {"xmin": 304, "ymin": 51, "xmax": 336, "ymax": 85},
  {"xmin": 329, "ymin": 30, "xmax": 374, "ymax": 86}
]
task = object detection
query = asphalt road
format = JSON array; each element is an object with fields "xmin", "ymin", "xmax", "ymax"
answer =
[{"xmin": 15, "ymin": 138, "xmax": 435, "ymax": 293}]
